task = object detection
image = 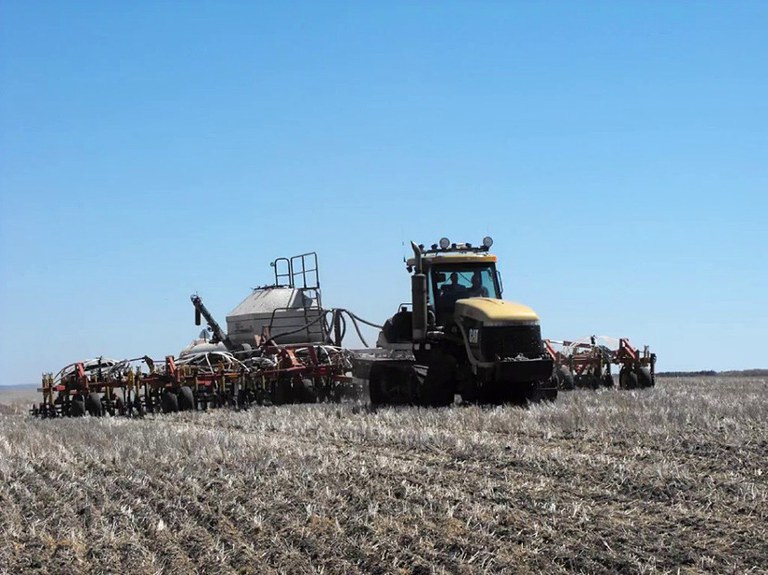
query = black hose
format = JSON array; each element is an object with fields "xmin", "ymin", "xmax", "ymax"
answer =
[
  {"xmin": 250, "ymin": 307, "xmax": 380, "ymax": 348},
  {"xmin": 267, "ymin": 311, "xmax": 328, "ymax": 341},
  {"xmin": 343, "ymin": 310, "xmax": 383, "ymax": 330}
]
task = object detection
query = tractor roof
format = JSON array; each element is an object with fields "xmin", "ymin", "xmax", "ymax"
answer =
[{"xmin": 407, "ymin": 252, "xmax": 497, "ymax": 266}]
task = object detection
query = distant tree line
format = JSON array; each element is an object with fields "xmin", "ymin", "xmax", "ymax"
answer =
[{"xmin": 657, "ymin": 369, "xmax": 768, "ymax": 377}]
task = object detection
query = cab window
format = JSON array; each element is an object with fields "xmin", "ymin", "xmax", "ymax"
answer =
[{"xmin": 431, "ymin": 265, "xmax": 500, "ymax": 308}]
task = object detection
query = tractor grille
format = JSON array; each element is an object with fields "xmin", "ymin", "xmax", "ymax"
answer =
[{"xmin": 481, "ymin": 325, "xmax": 544, "ymax": 361}]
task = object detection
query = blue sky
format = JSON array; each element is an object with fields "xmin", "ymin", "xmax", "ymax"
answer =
[{"xmin": 1, "ymin": 1, "xmax": 766, "ymax": 383}]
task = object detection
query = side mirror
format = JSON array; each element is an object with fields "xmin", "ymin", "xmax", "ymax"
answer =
[{"xmin": 434, "ymin": 272, "xmax": 446, "ymax": 282}]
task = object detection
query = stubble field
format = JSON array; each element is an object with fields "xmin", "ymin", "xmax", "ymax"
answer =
[{"xmin": 1, "ymin": 377, "xmax": 766, "ymax": 574}]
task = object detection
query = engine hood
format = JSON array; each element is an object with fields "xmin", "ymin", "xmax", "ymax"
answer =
[{"xmin": 454, "ymin": 298, "xmax": 540, "ymax": 325}]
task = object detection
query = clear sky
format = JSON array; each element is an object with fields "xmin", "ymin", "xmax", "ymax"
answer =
[{"xmin": 1, "ymin": 1, "xmax": 766, "ymax": 384}]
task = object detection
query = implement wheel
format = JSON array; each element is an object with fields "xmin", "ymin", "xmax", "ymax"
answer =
[
  {"xmin": 162, "ymin": 390, "xmax": 179, "ymax": 413},
  {"xmin": 178, "ymin": 386, "xmax": 195, "ymax": 411},
  {"xmin": 601, "ymin": 373, "xmax": 615, "ymax": 388},
  {"xmin": 273, "ymin": 378, "xmax": 291, "ymax": 405},
  {"xmin": 133, "ymin": 396, "xmax": 145, "ymax": 417},
  {"xmin": 70, "ymin": 397, "xmax": 86, "ymax": 417},
  {"xmin": 619, "ymin": 368, "xmax": 638, "ymax": 389},
  {"xmin": 637, "ymin": 367, "xmax": 654, "ymax": 388},
  {"xmin": 86, "ymin": 392, "xmax": 103, "ymax": 416},
  {"xmin": 297, "ymin": 378, "xmax": 317, "ymax": 403},
  {"xmin": 555, "ymin": 366, "xmax": 575, "ymax": 390}
]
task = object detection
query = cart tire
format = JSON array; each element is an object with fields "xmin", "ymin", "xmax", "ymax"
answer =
[
  {"xmin": 162, "ymin": 391, "xmax": 179, "ymax": 413},
  {"xmin": 85, "ymin": 392, "xmax": 103, "ymax": 417},
  {"xmin": 177, "ymin": 386, "xmax": 195, "ymax": 411}
]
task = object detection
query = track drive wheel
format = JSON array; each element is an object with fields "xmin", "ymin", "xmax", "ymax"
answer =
[
  {"xmin": 530, "ymin": 385, "xmax": 559, "ymax": 403},
  {"xmin": 177, "ymin": 386, "xmax": 195, "ymax": 411},
  {"xmin": 420, "ymin": 360, "xmax": 455, "ymax": 407},
  {"xmin": 369, "ymin": 363, "xmax": 415, "ymax": 406},
  {"xmin": 543, "ymin": 388, "xmax": 559, "ymax": 402}
]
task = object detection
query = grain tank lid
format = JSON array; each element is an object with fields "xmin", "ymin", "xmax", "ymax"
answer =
[{"xmin": 226, "ymin": 286, "xmax": 307, "ymax": 318}]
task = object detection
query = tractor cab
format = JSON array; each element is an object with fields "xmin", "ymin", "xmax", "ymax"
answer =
[
  {"xmin": 429, "ymin": 261, "xmax": 500, "ymax": 322},
  {"xmin": 410, "ymin": 237, "xmax": 502, "ymax": 327},
  {"xmin": 371, "ymin": 236, "xmax": 555, "ymax": 406}
]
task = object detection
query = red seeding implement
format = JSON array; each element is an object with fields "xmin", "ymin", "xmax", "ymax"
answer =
[
  {"xmin": 32, "ymin": 241, "xmax": 658, "ymax": 417},
  {"xmin": 544, "ymin": 336, "xmax": 656, "ymax": 390},
  {"xmin": 33, "ymin": 345, "xmax": 355, "ymax": 418},
  {"xmin": 32, "ymin": 252, "xmax": 366, "ymax": 418}
]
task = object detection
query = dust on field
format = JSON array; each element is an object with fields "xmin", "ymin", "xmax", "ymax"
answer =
[{"xmin": 1, "ymin": 377, "xmax": 766, "ymax": 574}]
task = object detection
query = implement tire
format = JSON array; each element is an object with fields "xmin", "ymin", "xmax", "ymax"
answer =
[
  {"xmin": 85, "ymin": 392, "xmax": 103, "ymax": 416},
  {"xmin": 298, "ymin": 378, "xmax": 317, "ymax": 403},
  {"xmin": 619, "ymin": 368, "xmax": 638, "ymax": 389},
  {"xmin": 273, "ymin": 378, "xmax": 291, "ymax": 405},
  {"xmin": 556, "ymin": 366, "xmax": 574, "ymax": 390},
  {"xmin": 637, "ymin": 367, "xmax": 654, "ymax": 388},
  {"xmin": 70, "ymin": 397, "xmax": 86, "ymax": 417},
  {"xmin": 162, "ymin": 391, "xmax": 179, "ymax": 413},
  {"xmin": 178, "ymin": 386, "xmax": 195, "ymax": 411}
]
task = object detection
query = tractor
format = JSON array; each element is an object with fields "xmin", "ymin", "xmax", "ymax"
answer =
[{"xmin": 366, "ymin": 237, "xmax": 557, "ymax": 406}]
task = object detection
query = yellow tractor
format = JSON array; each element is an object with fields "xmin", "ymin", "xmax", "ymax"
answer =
[{"xmin": 368, "ymin": 237, "xmax": 557, "ymax": 406}]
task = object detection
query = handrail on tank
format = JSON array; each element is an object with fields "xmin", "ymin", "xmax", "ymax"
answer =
[
  {"xmin": 272, "ymin": 257, "xmax": 292, "ymax": 287},
  {"xmin": 270, "ymin": 252, "xmax": 320, "ymax": 292}
]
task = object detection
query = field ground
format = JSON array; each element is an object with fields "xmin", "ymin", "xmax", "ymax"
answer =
[{"xmin": 1, "ymin": 377, "xmax": 766, "ymax": 574}]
